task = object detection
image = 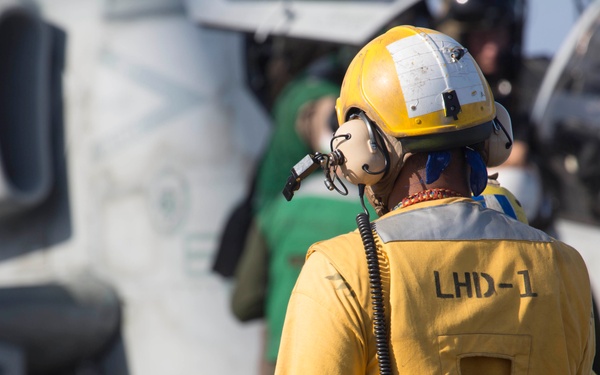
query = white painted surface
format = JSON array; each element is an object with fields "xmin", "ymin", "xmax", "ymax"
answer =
[
  {"xmin": 556, "ymin": 219, "xmax": 600, "ymax": 298},
  {"xmin": 25, "ymin": 1, "xmax": 271, "ymax": 374}
]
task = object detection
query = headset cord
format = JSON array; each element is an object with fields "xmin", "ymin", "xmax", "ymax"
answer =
[{"xmin": 357, "ymin": 184, "xmax": 392, "ymax": 375}]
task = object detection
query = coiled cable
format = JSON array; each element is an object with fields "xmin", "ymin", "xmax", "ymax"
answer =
[{"xmin": 357, "ymin": 184, "xmax": 391, "ymax": 375}]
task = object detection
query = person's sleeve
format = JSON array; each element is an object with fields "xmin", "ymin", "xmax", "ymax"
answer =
[
  {"xmin": 274, "ymin": 251, "xmax": 367, "ymax": 375},
  {"xmin": 230, "ymin": 219, "xmax": 269, "ymax": 322},
  {"xmin": 578, "ymin": 302, "xmax": 597, "ymax": 375}
]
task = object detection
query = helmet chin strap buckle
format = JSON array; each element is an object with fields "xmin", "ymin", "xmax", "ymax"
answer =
[{"xmin": 465, "ymin": 147, "xmax": 488, "ymax": 196}]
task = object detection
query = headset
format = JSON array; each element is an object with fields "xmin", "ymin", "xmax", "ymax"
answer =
[
  {"xmin": 330, "ymin": 102, "xmax": 513, "ymax": 188},
  {"xmin": 330, "ymin": 112, "xmax": 389, "ymax": 186},
  {"xmin": 281, "ymin": 111, "xmax": 390, "ymax": 201},
  {"xmin": 487, "ymin": 101, "xmax": 514, "ymax": 167}
]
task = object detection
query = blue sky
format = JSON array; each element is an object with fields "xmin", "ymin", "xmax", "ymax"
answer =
[{"xmin": 524, "ymin": 0, "xmax": 581, "ymax": 57}]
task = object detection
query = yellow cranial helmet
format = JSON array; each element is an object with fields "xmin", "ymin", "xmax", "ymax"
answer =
[
  {"xmin": 331, "ymin": 25, "xmax": 508, "ymax": 216},
  {"xmin": 335, "ymin": 25, "xmax": 496, "ymax": 153}
]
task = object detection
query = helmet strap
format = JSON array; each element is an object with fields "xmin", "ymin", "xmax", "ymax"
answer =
[
  {"xmin": 425, "ymin": 151, "xmax": 451, "ymax": 184},
  {"xmin": 465, "ymin": 147, "xmax": 488, "ymax": 196}
]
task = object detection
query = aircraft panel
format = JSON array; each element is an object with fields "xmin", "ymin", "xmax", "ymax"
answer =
[
  {"xmin": 184, "ymin": 0, "xmax": 421, "ymax": 46},
  {"xmin": 26, "ymin": 1, "xmax": 272, "ymax": 374}
]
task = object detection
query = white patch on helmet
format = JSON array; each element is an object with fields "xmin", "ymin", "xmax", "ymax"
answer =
[{"xmin": 386, "ymin": 32, "xmax": 486, "ymax": 118}]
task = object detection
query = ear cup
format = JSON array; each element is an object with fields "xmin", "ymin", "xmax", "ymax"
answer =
[
  {"xmin": 486, "ymin": 101, "xmax": 514, "ymax": 167},
  {"xmin": 332, "ymin": 118, "xmax": 386, "ymax": 186}
]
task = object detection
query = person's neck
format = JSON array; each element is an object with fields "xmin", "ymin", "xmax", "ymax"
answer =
[{"xmin": 388, "ymin": 152, "xmax": 471, "ymax": 210}]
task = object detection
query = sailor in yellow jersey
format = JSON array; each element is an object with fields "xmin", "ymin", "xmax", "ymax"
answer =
[
  {"xmin": 475, "ymin": 174, "xmax": 529, "ymax": 224},
  {"xmin": 275, "ymin": 26, "xmax": 595, "ymax": 374}
]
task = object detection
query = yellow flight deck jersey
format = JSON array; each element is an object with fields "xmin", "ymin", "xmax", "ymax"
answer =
[{"xmin": 275, "ymin": 197, "xmax": 595, "ymax": 375}]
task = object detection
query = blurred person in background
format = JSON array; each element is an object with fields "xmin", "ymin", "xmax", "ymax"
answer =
[
  {"xmin": 231, "ymin": 51, "xmax": 373, "ymax": 372},
  {"xmin": 230, "ymin": 35, "xmax": 363, "ymax": 375}
]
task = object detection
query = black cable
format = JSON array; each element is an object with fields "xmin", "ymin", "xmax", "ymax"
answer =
[{"xmin": 356, "ymin": 184, "xmax": 391, "ymax": 375}]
